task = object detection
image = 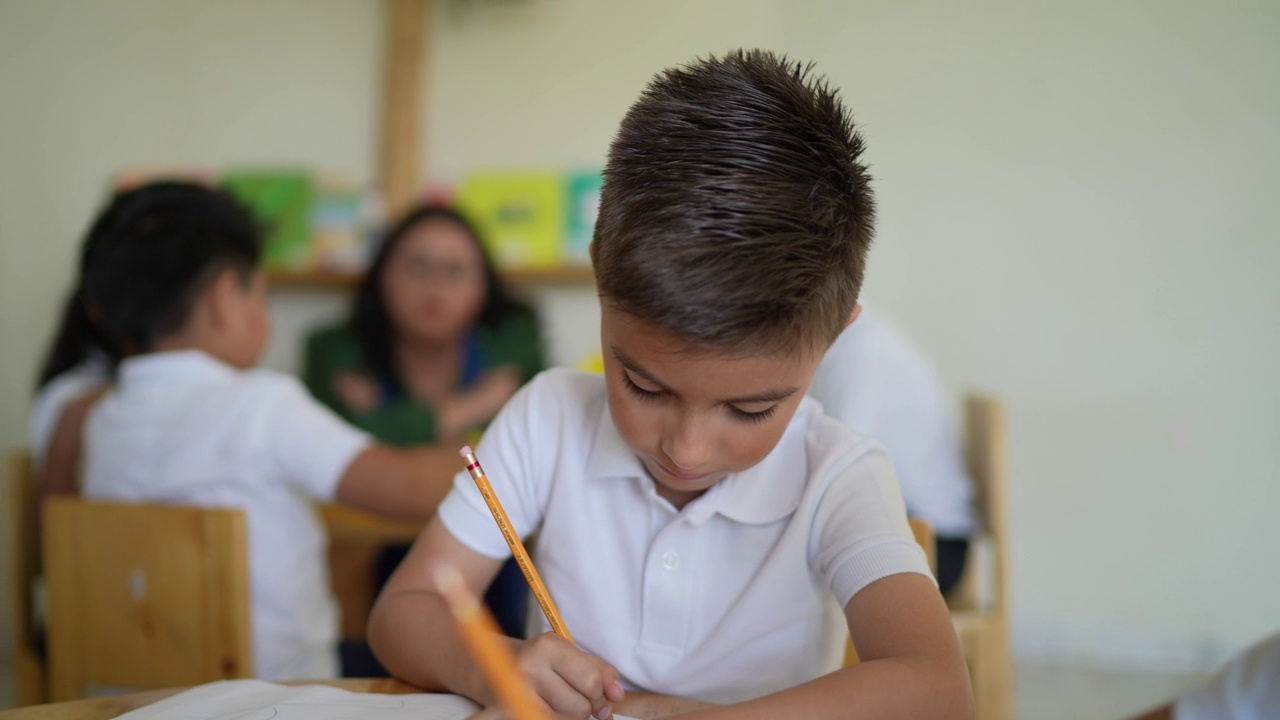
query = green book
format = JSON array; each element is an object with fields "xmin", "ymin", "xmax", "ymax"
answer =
[{"xmin": 222, "ymin": 170, "xmax": 315, "ymax": 271}]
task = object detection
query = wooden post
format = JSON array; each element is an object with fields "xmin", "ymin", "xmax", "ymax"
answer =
[{"xmin": 378, "ymin": 0, "xmax": 429, "ymax": 220}]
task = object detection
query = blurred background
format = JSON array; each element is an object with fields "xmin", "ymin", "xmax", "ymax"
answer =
[{"xmin": 1, "ymin": 1, "xmax": 1277, "ymax": 717}]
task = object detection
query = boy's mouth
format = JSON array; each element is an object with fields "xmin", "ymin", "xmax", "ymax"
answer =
[{"xmin": 652, "ymin": 459, "xmax": 710, "ymax": 482}]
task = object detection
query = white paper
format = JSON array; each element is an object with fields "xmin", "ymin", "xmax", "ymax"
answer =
[{"xmin": 116, "ymin": 679, "xmax": 638, "ymax": 720}]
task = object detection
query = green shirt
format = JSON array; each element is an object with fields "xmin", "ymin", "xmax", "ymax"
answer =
[{"xmin": 303, "ymin": 311, "xmax": 545, "ymax": 447}]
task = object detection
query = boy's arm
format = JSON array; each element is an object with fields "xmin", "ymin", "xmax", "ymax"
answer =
[
  {"xmin": 368, "ymin": 518, "xmax": 624, "ymax": 718},
  {"xmin": 654, "ymin": 573, "xmax": 972, "ymax": 720},
  {"xmin": 368, "ymin": 519, "xmax": 504, "ymax": 698},
  {"xmin": 333, "ymin": 444, "xmax": 460, "ymax": 522}
]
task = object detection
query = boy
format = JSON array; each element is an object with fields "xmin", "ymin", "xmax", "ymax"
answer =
[
  {"xmin": 368, "ymin": 50, "xmax": 972, "ymax": 719},
  {"xmin": 78, "ymin": 182, "xmax": 458, "ymax": 681}
]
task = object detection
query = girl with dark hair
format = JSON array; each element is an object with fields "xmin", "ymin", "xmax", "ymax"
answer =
[
  {"xmin": 304, "ymin": 204, "xmax": 545, "ymax": 642},
  {"xmin": 29, "ymin": 193, "xmax": 128, "ymax": 501}
]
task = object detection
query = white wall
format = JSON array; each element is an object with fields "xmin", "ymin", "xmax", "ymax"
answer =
[
  {"xmin": 0, "ymin": 0, "xmax": 383, "ymax": 667},
  {"xmin": 771, "ymin": 0, "xmax": 1280, "ymax": 669},
  {"xmin": 1, "ymin": 0, "xmax": 1276, "ymax": 675}
]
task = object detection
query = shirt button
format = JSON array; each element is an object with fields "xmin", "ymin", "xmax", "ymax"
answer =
[{"xmin": 662, "ymin": 551, "xmax": 680, "ymax": 569}]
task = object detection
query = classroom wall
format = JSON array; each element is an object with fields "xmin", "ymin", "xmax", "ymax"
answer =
[
  {"xmin": 1, "ymin": 0, "xmax": 1276, "ymax": 673},
  {"xmin": 0, "ymin": 0, "xmax": 383, "ymax": 664}
]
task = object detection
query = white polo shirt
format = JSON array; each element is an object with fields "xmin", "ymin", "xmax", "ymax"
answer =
[
  {"xmin": 809, "ymin": 307, "xmax": 978, "ymax": 538},
  {"xmin": 82, "ymin": 350, "xmax": 372, "ymax": 681},
  {"xmin": 437, "ymin": 368, "xmax": 932, "ymax": 704}
]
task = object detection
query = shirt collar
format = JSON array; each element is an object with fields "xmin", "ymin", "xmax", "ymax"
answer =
[
  {"xmin": 117, "ymin": 349, "xmax": 237, "ymax": 388},
  {"xmin": 585, "ymin": 394, "xmax": 814, "ymax": 526}
]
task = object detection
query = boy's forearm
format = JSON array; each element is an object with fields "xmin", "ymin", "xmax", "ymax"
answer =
[
  {"xmin": 367, "ymin": 587, "xmax": 495, "ymax": 704},
  {"xmin": 614, "ymin": 692, "xmax": 717, "ymax": 719},
  {"xmin": 664, "ymin": 658, "xmax": 972, "ymax": 720}
]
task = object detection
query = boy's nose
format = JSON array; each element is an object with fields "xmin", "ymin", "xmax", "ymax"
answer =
[{"xmin": 660, "ymin": 415, "xmax": 711, "ymax": 472}]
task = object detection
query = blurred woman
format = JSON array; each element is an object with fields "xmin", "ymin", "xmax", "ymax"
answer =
[
  {"xmin": 305, "ymin": 205, "xmax": 543, "ymax": 447},
  {"xmin": 304, "ymin": 205, "xmax": 544, "ymax": 642}
]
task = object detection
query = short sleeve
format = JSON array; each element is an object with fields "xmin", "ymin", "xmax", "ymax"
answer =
[
  {"xmin": 437, "ymin": 371, "xmax": 551, "ymax": 559},
  {"xmin": 1175, "ymin": 632, "xmax": 1280, "ymax": 720},
  {"xmin": 263, "ymin": 375, "xmax": 372, "ymax": 501},
  {"xmin": 809, "ymin": 442, "xmax": 935, "ymax": 608}
]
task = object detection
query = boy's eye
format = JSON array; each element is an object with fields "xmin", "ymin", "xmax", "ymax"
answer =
[
  {"xmin": 621, "ymin": 371, "xmax": 664, "ymax": 402},
  {"xmin": 727, "ymin": 404, "xmax": 778, "ymax": 425}
]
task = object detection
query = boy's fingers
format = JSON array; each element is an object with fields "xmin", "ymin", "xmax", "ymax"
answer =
[
  {"xmin": 554, "ymin": 655, "xmax": 621, "ymax": 719},
  {"xmin": 604, "ymin": 674, "xmax": 626, "ymax": 703},
  {"xmin": 536, "ymin": 667, "xmax": 594, "ymax": 718}
]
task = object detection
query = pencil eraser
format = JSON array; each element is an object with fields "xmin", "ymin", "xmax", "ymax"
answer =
[{"xmin": 459, "ymin": 445, "xmax": 473, "ymax": 458}]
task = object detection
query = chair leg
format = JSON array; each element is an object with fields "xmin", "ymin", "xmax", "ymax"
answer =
[
  {"xmin": 966, "ymin": 617, "xmax": 1014, "ymax": 720},
  {"xmin": 13, "ymin": 645, "xmax": 49, "ymax": 707}
]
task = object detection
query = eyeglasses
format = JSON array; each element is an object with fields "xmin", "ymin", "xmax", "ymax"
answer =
[{"xmin": 393, "ymin": 255, "xmax": 481, "ymax": 285}]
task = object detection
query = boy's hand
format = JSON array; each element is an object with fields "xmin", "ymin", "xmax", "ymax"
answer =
[{"xmin": 514, "ymin": 632, "xmax": 626, "ymax": 719}]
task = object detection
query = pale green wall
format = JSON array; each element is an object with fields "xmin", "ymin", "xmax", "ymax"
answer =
[{"xmin": 1, "ymin": 0, "xmax": 1277, "ymax": 684}]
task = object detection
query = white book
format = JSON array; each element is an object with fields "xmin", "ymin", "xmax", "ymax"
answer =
[{"xmin": 117, "ymin": 679, "xmax": 640, "ymax": 720}]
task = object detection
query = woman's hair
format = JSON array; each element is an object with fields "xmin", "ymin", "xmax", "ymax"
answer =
[{"xmin": 350, "ymin": 205, "xmax": 532, "ymax": 386}]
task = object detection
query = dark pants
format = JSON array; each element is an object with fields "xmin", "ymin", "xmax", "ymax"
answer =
[
  {"xmin": 341, "ymin": 544, "xmax": 530, "ymax": 678},
  {"xmin": 936, "ymin": 537, "xmax": 970, "ymax": 598}
]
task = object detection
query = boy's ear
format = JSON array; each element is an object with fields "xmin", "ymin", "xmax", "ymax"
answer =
[
  {"xmin": 846, "ymin": 302, "xmax": 862, "ymax": 328},
  {"xmin": 203, "ymin": 268, "xmax": 242, "ymax": 331}
]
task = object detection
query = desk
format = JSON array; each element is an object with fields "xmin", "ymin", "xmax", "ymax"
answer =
[
  {"xmin": 319, "ymin": 505, "xmax": 424, "ymax": 639},
  {"xmin": 2, "ymin": 678, "xmax": 420, "ymax": 720}
]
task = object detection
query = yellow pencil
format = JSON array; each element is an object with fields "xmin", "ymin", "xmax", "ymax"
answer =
[
  {"xmin": 459, "ymin": 445, "xmax": 573, "ymax": 642},
  {"xmin": 435, "ymin": 565, "xmax": 552, "ymax": 720}
]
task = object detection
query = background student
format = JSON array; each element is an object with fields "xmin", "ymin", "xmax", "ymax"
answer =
[
  {"xmin": 77, "ymin": 182, "xmax": 460, "ymax": 680},
  {"xmin": 809, "ymin": 305, "xmax": 978, "ymax": 595}
]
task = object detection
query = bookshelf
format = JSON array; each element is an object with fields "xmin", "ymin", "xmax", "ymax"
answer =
[{"xmin": 267, "ymin": 265, "xmax": 595, "ymax": 290}]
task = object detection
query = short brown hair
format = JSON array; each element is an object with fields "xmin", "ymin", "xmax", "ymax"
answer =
[{"xmin": 592, "ymin": 49, "xmax": 875, "ymax": 356}]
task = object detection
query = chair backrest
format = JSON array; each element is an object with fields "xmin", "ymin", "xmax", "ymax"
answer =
[
  {"xmin": 42, "ymin": 497, "xmax": 254, "ymax": 701},
  {"xmin": 950, "ymin": 394, "xmax": 1010, "ymax": 614},
  {"xmin": 7, "ymin": 451, "xmax": 48, "ymax": 706},
  {"xmin": 908, "ymin": 516, "xmax": 937, "ymax": 574}
]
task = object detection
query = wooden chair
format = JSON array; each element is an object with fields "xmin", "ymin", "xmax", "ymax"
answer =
[
  {"xmin": 6, "ymin": 451, "xmax": 48, "ymax": 706},
  {"xmin": 842, "ymin": 517, "xmax": 936, "ymax": 666},
  {"xmin": 948, "ymin": 394, "xmax": 1014, "ymax": 720},
  {"xmin": 319, "ymin": 503, "xmax": 421, "ymax": 640},
  {"xmin": 42, "ymin": 497, "xmax": 254, "ymax": 701}
]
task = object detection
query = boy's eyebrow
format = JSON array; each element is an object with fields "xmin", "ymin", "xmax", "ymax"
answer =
[
  {"xmin": 610, "ymin": 345, "xmax": 800, "ymax": 405},
  {"xmin": 611, "ymin": 346, "xmax": 671, "ymax": 390}
]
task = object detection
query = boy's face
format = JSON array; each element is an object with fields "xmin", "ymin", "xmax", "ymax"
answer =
[{"xmin": 600, "ymin": 304, "xmax": 826, "ymax": 510}]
